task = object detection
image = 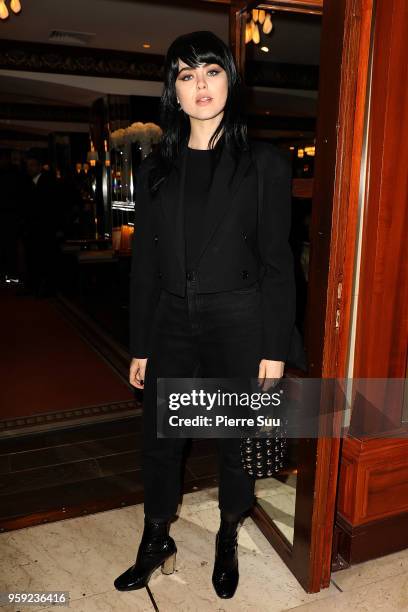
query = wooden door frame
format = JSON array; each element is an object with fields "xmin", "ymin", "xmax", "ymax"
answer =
[
  {"xmin": 333, "ymin": 0, "xmax": 408, "ymax": 567},
  {"xmin": 229, "ymin": 0, "xmax": 376, "ymax": 592}
]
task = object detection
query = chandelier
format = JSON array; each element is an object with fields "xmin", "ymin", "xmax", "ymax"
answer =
[
  {"xmin": 245, "ymin": 9, "xmax": 274, "ymax": 45},
  {"xmin": 0, "ymin": 0, "xmax": 21, "ymax": 20}
]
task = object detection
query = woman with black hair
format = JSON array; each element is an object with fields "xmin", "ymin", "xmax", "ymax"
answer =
[{"xmin": 114, "ymin": 30, "xmax": 296, "ymax": 599}]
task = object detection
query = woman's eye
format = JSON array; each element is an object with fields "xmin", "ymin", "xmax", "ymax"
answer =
[
  {"xmin": 179, "ymin": 74, "xmax": 193, "ymax": 81},
  {"xmin": 208, "ymin": 69, "xmax": 220, "ymax": 76}
]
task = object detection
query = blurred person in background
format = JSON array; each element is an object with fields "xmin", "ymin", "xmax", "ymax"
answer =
[{"xmin": 18, "ymin": 149, "xmax": 61, "ymax": 297}]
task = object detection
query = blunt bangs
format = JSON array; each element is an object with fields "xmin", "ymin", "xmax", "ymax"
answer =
[{"xmin": 166, "ymin": 31, "xmax": 235, "ymax": 86}]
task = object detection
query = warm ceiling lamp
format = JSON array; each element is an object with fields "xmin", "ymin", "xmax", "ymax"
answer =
[
  {"xmin": 87, "ymin": 140, "xmax": 99, "ymax": 167},
  {"xmin": 0, "ymin": 0, "xmax": 21, "ymax": 20},
  {"xmin": 0, "ymin": 1, "xmax": 8, "ymax": 19},
  {"xmin": 10, "ymin": 0, "xmax": 21, "ymax": 13},
  {"xmin": 245, "ymin": 8, "xmax": 274, "ymax": 45}
]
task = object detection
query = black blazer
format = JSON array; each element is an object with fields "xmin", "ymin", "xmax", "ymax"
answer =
[{"xmin": 129, "ymin": 139, "xmax": 296, "ymax": 362}]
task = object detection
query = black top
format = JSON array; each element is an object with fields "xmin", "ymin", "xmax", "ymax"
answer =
[{"xmin": 184, "ymin": 147, "xmax": 215, "ymax": 271}]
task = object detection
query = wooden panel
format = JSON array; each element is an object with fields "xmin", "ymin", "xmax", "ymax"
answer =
[
  {"xmin": 337, "ymin": 457, "xmax": 355, "ymax": 518},
  {"xmin": 353, "ymin": 0, "xmax": 408, "ymax": 381},
  {"xmin": 335, "ymin": 0, "xmax": 408, "ymax": 568},
  {"xmin": 338, "ymin": 436, "xmax": 408, "ymax": 524},
  {"xmin": 331, "ymin": 0, "xmax": 379, "ymax": 380},
  {"xmin": 334, "ymin": 510, "xmax": 408, "ymax": 565},
  {"xmin": 305, "ymin": 0, "xmax": 373, "ymax": 592},
  {"xmin": 365, "ymin": 462, "xmax": 408, "ymax": 519}
]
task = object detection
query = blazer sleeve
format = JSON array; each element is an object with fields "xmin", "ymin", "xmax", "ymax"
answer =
[
  {"xmin": 258, "ymin": 146, "xmax": 296, "ymax": 362},
  {"xmin": 129, "ymin": 158, "xmax": 161, "ymax": 358}
]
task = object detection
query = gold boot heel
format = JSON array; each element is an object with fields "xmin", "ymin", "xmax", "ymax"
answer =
[{"xmin": 161, "ymin": 552, "xmax": 176, "ymax": 575}]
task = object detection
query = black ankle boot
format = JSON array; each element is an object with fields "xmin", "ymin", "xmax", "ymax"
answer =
[
  {"xmin": 114, "ymin": 516, "xmax": 177, "ymax": 591},
  {"xmin": 212, "ymin": 513, "xmax": 242, "ymax": 599}
]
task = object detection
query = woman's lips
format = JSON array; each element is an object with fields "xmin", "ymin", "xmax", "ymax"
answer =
[{"xmin": 196, "ymin": 96, "xmax": 213, "ymax": 106}]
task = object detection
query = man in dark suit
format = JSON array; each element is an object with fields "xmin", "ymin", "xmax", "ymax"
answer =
[{"xmin": 19, "ymin": 151, "xmax": 60, "ymax": 297}]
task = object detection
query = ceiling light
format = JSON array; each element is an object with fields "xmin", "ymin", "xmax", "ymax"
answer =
[
  {"xmin": 0, "ymin": 1, "xmax": 9, "ymax": 19},
  {"xmin": 245, "ymin": 21, "xmax": 252, "ymax": 44},
  {"xmin": 87, "ymin": 140, "xmax": 99, "ymax": 166},
  {"xmin": 142, "ymin": 43, "xmax": 151, "ymax": 49},
  {"xmin": 263, "ymin": 13, "xmax": 273, "ymax": 35},
  {"xmin": 245, "ymin": 9, "xmax": 274, "ymax": 45},
  {"xmin": 261, "ymin": 46, "xmax": 269, "ymax": 53},
  {"xmin": 10, "ymin": 0, "xmax": 21, "ymax": 13},
  {"xmin": 252, "ymin": 21, "xmax": 260, "ymax": 44},
  {"xmin": 0, "ymin": 0, "xmax": 22, "ymax": 20}
]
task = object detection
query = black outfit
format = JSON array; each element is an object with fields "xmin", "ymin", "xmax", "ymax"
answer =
[
  {"xmin": 130, "ymin": 139, "xmax": 296, "ymax": 362},
  {"xmin": 130, "ymin": 139, "xmax": 296, "ymax": 520},
  {"xmin": 184, "ymin": 147, "xmax": 215, "ymax": 270}
]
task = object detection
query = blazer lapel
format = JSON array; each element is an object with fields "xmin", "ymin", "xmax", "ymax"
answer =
[
  {"xmin": 196, "ymin": 143, "xmax": 252, "ymax": 265},
  {"xmin": 158, "ymin": 140, "xmax": 253, "ymax": 275},
  {"xmin": 158, "ymin": 143, "xmax": 188, "ymax": 275}
]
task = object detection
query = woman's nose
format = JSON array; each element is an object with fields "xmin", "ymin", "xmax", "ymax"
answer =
[{"xmin": 197, "ymin": 75, "xmax": 207, "ymax": 89}]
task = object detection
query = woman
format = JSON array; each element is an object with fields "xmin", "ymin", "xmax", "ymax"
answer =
[{"xmin": 114, "ymin": 30, "xmax": 296, "ymax": 599}]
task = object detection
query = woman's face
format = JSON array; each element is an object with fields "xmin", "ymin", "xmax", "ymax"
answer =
[{"xmin": 175, "ymin": 59, "xmax": 228, "ymax": 122}]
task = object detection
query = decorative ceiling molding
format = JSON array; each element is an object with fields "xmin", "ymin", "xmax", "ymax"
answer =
[{"xmin": 0, "ymin": 39, "xmax": 165, "ymax": 81}]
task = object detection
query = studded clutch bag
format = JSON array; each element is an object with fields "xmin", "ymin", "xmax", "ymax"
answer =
[
  {"xmin": 240, "ymin": 419, "xmax": 288, "ymax": 479},
  {"xmin": 239, "ymin": 376, "xmax": 289, "ymax": 479}
]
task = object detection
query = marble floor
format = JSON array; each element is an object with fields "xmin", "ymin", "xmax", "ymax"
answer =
[{"xmin": 1, "ymin": 486, "xmax": 407, "ymax": 612}]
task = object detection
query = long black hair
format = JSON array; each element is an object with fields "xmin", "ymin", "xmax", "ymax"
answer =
[{"xmin": 148, "ymin": 30, "xmax": 249, "ymax": 192}]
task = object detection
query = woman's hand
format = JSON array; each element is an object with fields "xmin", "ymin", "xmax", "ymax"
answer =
[
  {"xmin": 258, "ymin": 359, "xmax": 285, "ymax": 391},
  {"xmin": 129, "ymin": 357, "xmax": 148, "ymax": 389}
]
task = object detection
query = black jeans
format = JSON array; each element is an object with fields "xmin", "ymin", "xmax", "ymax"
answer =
[{"xmin": 141, "ymin": 273, "xmax": 263, "ymax": 520}]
